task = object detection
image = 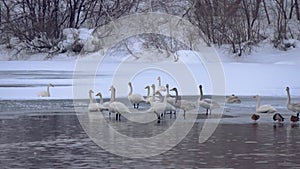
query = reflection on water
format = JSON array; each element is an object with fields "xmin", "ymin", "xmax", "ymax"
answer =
[{"xmin": 1, "ymin": 100, "xmax": 300, "ymax": 168}]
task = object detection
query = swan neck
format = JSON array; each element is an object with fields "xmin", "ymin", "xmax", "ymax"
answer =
[
  {"xmin": 47, "ymin": 85, "xmax": 50, "ymax": 96},
  {"xmin": 158, "ymin": 78, "xmax": 161, "ymax": 86},
  {"xmin": 89, "ymin": 92, "xmax": 93, "ymax": 104},
  {"xmin": 99, "ymin": 95, "xmax": 103, "ymax": 105},
  {"xmin": 256, "ymin": 96, "xmax": 260, "ymax": 109},
  {"xmin": 175, "ymin": 89, "xmax": 179, "ymax": 103},
  {"xmin": 152, "ymin": 86, "xmax": 155, "ymax": 102},
  {"xmin": 287, "ymin": 89, "xmax": 291, "ymax": 105},
  {"xmin": 113, "ymin": 88, "xmax": 116, "ymax": 102},
  {"xmin": 128, "ymin": 84, "xmax": 133, "ymax": 96},
  {"xmin": 147, "ymin": 88, "xmax": 150, "ymax": 97},
  {"xmin": 166, "ymin": 85, "xmax": 169, "ymax": 95},
  {"xmin": 199, "ymin": 87, "xmax": 203, "ymax": 100}
]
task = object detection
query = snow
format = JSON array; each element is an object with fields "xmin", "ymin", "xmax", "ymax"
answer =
[{"xmin": 0, "ymin": 29, "xmax": 300, "ymax": 100}]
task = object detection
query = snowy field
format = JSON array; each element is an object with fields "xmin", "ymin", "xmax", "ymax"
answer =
[{"xmin": 0, "ymin": 47, "xmax": 299, "ymax": 100}]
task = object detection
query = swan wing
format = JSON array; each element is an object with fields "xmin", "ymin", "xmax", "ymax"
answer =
[
  {"xmin": 88, "ymin": 103, "xmax": 100, "ymax": 112},
  {"xmin": 38, "ymin": 91, "xmax": 49, "ymax": 97},
  {"xmin": 110, "ymin": 102, "xmax": 131, "ymax": 114},
  {"xmin": 198, "ymin": 100, "xmax": 211, "ymax": 109},
  {"xmin": 180, "ymin": 100, "xmax": 197, "ymax": 111},
  {"xmin": 257, "ymin": 105, "xmax": 276, "ymax": 113},
  {"xmin": 128, "ymin": 94, "xmax": 145, "ymax": 103}
]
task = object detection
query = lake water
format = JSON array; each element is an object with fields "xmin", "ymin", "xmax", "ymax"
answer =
[{"xmin": 1, "ymin": 98, "xmax": 300, "ymax": 169}]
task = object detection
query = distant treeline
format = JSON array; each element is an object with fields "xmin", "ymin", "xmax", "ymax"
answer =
[{"xmin": 0, "ymin": 0, "xmax": 299, "ymax": 56}]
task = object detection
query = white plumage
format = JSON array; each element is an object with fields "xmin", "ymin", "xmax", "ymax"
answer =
[
  {"xmin": 253, "ymin": 95, "xmax": 277, "ymax": 113},
  {"xmin": 169, "ymin": 87, "xmax": 196, "ymax": 116},
  {"xmin": 109, "ymin": 85, "xmax": 131, "ymax": 120},
  {"xmin": 95, "ymin": 92, "xmax": 110, "ymax": 112},
  {"xmin": 156, "ymin": 76, "xmax": 166, "ymax": 92},
  {"xmin": 226, "ymin": 94, "xmax": 241, "ymax": 103},
  {"xmin": 88, "ymin": 90, "xmax": 100, "ymax": 112},
  {"xmin": 198, "ymin": 85, "xmax": 220, "ymax": 115},
  {"xmin": 37, "ymin": 83, "xmax": 54, "ymax": 97},
  {"xmin": 128, "ymin": 82, "xmax": 145, "ymax": 109},
  {"xmin": 286, "ymin": 87, "xmax": 300, "ymax": 113}
]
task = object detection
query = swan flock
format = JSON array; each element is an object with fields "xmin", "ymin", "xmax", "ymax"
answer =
[{"xmin": 39, "ymin": 80, "xmax": 299, "ymax": 124}]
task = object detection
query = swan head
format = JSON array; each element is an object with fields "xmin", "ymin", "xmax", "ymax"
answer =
[
  {"xmin": 166, "ymin": 84, "xmax": 169, "ymax": 88},
  {"xmin": 157, "ymin": 76, "xmax": 161, "ymax": 81},
  {"xmin": 144, "ymin": 85, "xmax": 150, "ymax": 89},
  {"xmin": 128, "ymin": 82, "xmax": 132, "ymax": 86},
  {"xmin": 151, "ymin": 84, "xmax": 155, "ymax": 89},
  {"xmin": 95, "ymin": 92, "xmax": 102, "ymax": 97},
  {"xmin": 170, "ymin": 87, "xmax": 178, "ymax": 92},
  {"xmin": 199, "ymin": 85, "xmax": 203, "ymax": 89},
  {"xmin": 286, "ymin": 86, "xmax": 290, "ymax": 91},
  {"xmin": 109, "ymin": 85, "xmax": 114, "ymax": 91},
  {"xmin": 49, "ymin": 83, "xmax": 54, "ymax": 87},
  {"xmin": 253, "ymin": 95, "xmax": 259, "ymax": 99},
  {"xmin": 89, "ymin": 90, "xmax": 94, "ymax": 94}
]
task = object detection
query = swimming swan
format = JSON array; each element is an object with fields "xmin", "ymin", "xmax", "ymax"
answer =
[
  {"xmin": 226, "ymin": 94, "xmax": 241, "ymax": 103},
  {"xmin": 273, "ymin": 113, "xmax": 284, "ymax": 122},
  {"xmin": 198, "ymin": 85, "xmax": 220, "ymax": 115},
  {"xmin": 251, "ymin": 114, "xmax": 260, "ymax": 122},
  {"xmin": 286, "ymin": 87, "xmax": 300, "ymax": 113},
  {"xmin": 253, "ymin": 95, "xmax": 277, "ymax": 113},
  {"xmin": 38, "ymin": 83, "xmax": 54, "ymax": 97},
  {"xmin": 290, "ymin": 113, "xmax": 299, "ymax": 123},
  {"xmin": 128, "ymin": 82, "xmax": 145, "ymax": 109}
]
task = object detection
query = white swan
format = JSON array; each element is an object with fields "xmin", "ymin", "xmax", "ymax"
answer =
[
  {"xmin": 146, "ymin": 92, "xmax": 172, "ymax": 123},
  {"xmin": 253, "ymin": 95, "xmax": 277, "ymax": 113},
  {"xmin": 95, "ymin": 92, "xmax": 110, "ymax": 112},
  {"xmin": 109, "ymin": 85, "xmax": 131, "ymax": 120},
  {"xmin": 170, "ymin": 87, "xmax": 196, "ymax": 116},
  {"xmin": 155, "ymin": 87, "xmax": 177, "ymax": 115},
  {"xmin": 38, "ymin": 83, "xmax": 54, "ymax": 97},
  {"xmin": 88, "ymin": 90, "xmax": 100, "ymax": 112},
  {"xmin": 286, "ymin": 87, "xmax": 300, "ymax": 113},
  {"xmin": 198, "ymin": 85, "xmax": 220, "ymax": 115},
  {"xmin": 156, "ymin": 76, "xmax": 166, "ymax": 92},
  {"xmin": 128, "ymin": 82, "xmax": 145, "ymax": 109},
  {"xmin": 226, "ymin": 94, "xmax": 241, "ymax": 103}
]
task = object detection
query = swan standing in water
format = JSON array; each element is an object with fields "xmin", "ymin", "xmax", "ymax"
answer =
[
  {"xmin": 109, "ymin": 85, "xmax": 131, "ymax": 120},
  {"xmin": 128, "ymin": 82, "xmax": 145, "ymax": 109},
  {"xmin": 253, "ymin": 95, "xmax": 277, "ymax": 113},
  {"xmin": 88, "ymin": 90, "xmax": 100, "ymax": 112},
  {"xmin": 226, "ymin": 94, "xmax": 241, "ymax": 103},
  {"xmin": 286, "ymin": 87, "xmax": 300, "ymax": 113},
  {"xmin": 95, "ymin": 92, "xmax": 110, "ymax": 112},
  {"xmin": 146, "ymin": 90, "xmax": 171, "ymax": 123},
  {"xmin": 198, "ymin": 85, "xmax": 220, "ymax": 115},
  {"xmin": 38, "ymin": 83, "xmax": 54, "ymax": 97},
  {"xmin": 155, "ymin": 86, "xmax": 177, "ymax": 116},
  {"xmin": 170, "ymin": 87, "xmax": 196, "ymax": 116}
]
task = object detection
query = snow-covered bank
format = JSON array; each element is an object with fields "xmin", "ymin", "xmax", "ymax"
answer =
[{"xmin": 0, "ymin": 59, "xmax": 299, "ymax": 100}]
